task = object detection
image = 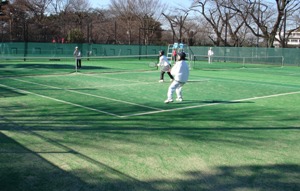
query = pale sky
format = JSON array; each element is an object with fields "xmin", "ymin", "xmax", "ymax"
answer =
[{"xmin": 90, "ymin": 0, "xmax": 194, "ymax": 9}]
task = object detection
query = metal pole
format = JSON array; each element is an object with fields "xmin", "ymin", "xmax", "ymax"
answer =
[
  {"xmin": 224, "ymin": 12, "xmax": 228, "ymax": 62},
  {"xmin": 1, "ymin": 19, "xmax": 3, "ymax": 44},
  {"xmin": 283, "ymin": 9, "xmax": 287, "ymax": 47},
  {"xmin": 139, "ymin": 28, "xmax": 141, "ymax": 60},
  {"xmin": 114, "ymin": 20, "xmax": 117, "ymax": 43},
  {"xmin": 257, "ymin": 0, "xmax": 260, "ymax": 47},
  {"xmin": 225, "ymin": 13, "xmax": 228, "ymax": 46}
]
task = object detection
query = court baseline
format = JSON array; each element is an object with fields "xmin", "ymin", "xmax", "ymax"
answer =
[{"xmin": 123, "ymin": 91, "xmax": 300, "ymax": 117}]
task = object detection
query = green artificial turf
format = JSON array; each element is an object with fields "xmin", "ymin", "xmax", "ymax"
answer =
[{"xmin": 0, "ymin": 60, "xmax": 299, "ymax": 191}]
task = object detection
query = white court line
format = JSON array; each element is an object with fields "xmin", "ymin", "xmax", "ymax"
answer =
[
  {"xmin": 10, "ymin": 78, "xmax": 163, "ymax": 111},
  {"xmin": 5, "ymin": 79, "xmax": 299, "ymax": 118},
  {"xmin": 287, "ymin": 73, "xmax": 300, "ymax": 76},
  {"xmin": 122, "ymin": 91, "xmax": 300, "ymax": 117},
  {"xmin": 83, "ymin": 81, "xmax": 157, "ymax": 89},
  {"xmin": 1, "ymin": 81, "xmax": 299, "ymax": 118},
  {"xmin": 16, "ymin": 72, "xmax": 160, "ymax": 89},
  {"xmin": 78, "ymin": 73, "xmax": 210, "ymax": 88},
  {"xmin": 81, "ymin": 73, "xmax": 145, "ymax": 83},
  {"xmin": 0, "ymin": 83, "xmax": 121, "ymax": 117}
]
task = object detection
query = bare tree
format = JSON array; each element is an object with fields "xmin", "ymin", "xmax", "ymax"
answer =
[
  {"xmin": 228, "ymin": 0, "xmax": 300, "ymax": 47},
  {"xmin": 109, "ymin": 0, "xmax": 137, "ymax": 44},
  {"xmin": 132, "ymin": 0, "xmax": 167, "ymax": 45},
  {"xmin": 162, "ymin": 10, "xmax": 189, "ymax": 44},
  {"xmin": 109, "ymin": 0, "xmax": 166, "ymax": 45},
  {"xmin": 190, "ymin": 0, "xmax": 300, "ymax": 47},
  {"xmin": 275, "ymin": 0, "xmax": 300, "ymax": 47},
  {"xmin": 190, "ymin": 0, "xmax": 249, "ymax": 46},
  {"xmin": 50, "ymin": 0, "xmax": 73, "ymax": 14}
]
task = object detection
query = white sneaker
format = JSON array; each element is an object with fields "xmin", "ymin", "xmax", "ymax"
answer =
[
  {"xmin": 159, "ymin": 80, "xmax": 164, "ymax": 83},
  {"xmin": 164, "ymin": 99, "xmax": 173, "ymax": 104},
  {"xmin": 170, "ymin": 79, "xmax": 174, "ymax": 82},
  {"xmin": 176, "ymin": 98, "xmax": 183, "ymax": 102}
]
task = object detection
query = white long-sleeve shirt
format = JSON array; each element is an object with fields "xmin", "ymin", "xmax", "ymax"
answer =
[
  {"xmin": 73, "ymin": 50, "xmax": 81, "ymax": 59},
  {"xmin": 171, "ymin": 60, "xmax": 189, "ymax": 83},
  {"xmin": 158, "ymin": 55, "xmax": 171, "ymax": 72}
]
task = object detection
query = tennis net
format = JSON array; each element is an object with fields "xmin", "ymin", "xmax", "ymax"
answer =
[
  {"xmin": 192, "ymin": 55, "xmax": 284, "ymax": 70},
  {"xmin": 0, "ymin": 55, "xmax": 159, "ymax": 77}
]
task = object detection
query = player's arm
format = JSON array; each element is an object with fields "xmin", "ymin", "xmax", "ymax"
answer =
[{"xmin": 157, "ymin": 57, "xmax": 163, "ymax": 66}]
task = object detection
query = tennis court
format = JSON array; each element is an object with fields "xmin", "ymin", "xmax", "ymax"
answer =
[{"xmin": 0, "ymin": 57, "xmax": 300, "ymax": 190}]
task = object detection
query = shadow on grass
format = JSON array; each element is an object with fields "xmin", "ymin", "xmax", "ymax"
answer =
[
  {"xmin": 174, "ymin": 100, "xmax": 255, "ymax": 105},
  {"xmin": 1, "ymin": 107, "xmax": 300, "ymax": 191},
  {"xmin": 0, "ymin": 132, "xmax": 91, "ymax": 191},
  {"xmin": 0, "ymin": 83, "xmax": 299, "ymax": 190},
  {"xmin": 0, "ymin": 63, "xmax": 112, "ymax": 78},
  {"xmin": 0, "ymin": 86, "xmax": 26, "ymax": 98},
  {"xmin": 0, "ymin": 63, "xmax": 107, "ymax": 70},
  {"xmin": 0, "ymin": 131, "xmax": 299, "ymax": 191}
]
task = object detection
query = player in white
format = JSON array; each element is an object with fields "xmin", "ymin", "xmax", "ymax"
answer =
[
  {"xmin": 157, "ymin": 50, "xmax": 174, "ymax": 83},
  {"xmin": 208, "ymin": 47, "xmax": 214, "ymax": 64},
  {"xmin": 164, "ymin": 52, "xmax": 189, "ymax": 103},
  {"xmin": 73, "ymin": 46, "xmax": 82, "ymax": 69}
]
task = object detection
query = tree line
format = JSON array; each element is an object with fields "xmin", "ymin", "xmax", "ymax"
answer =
[{"xmin": 0, "ymin": 0, "xmax": 299, "ymax": 47}]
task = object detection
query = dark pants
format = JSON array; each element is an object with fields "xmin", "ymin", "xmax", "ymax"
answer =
[
  {"xmin": 76, "ymin": 59, "xmax": 81, "ymax": 68},
  {"xmin": 160, "ymin": 71, "xmax": 174, "ymax": 80},
  {"xmin": 172, "ymin": 55, "xmax": 177, "ymax": 62}
]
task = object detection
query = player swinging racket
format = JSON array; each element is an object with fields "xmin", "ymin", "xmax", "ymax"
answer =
[
  {"xmin": 157, "ymin": 50, "xmax": 174, "ymax": 83},
  {"xmin": 164, "ymin": 52, "xmax": 189, "ymax": 104}
]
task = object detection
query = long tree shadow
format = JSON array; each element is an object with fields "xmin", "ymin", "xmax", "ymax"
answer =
[
  {"xmin": 1, "ymin": 107, "xmax": 299, "ymax": 190},
  {"xmin": 0, "ymin": 132, "xmax": 90, "ymax": 191},
  {"xmin": 0, "ymin": 86, "xmax": 26, "ymax": 98},
  {"xmin": 1, "ymin": 129, "xmax": 299, "ymax": 191},
  {"xmin": 1, "ymin": 82, "xmax": 299, "ymax": 190},
  {"xmin": 146, "ymin": 164, "xmax": 300, "ymax": 191},
  {"xmin": 0, "ymin": 63, "xmax": 112, "ymax": 77},
  {"xmin": 0, "ymin": 63, "xmax": 107, "ymax": 70},
  {"xmin": 0, "ymin": 132, "xmax": 157, "ymax": 191}
]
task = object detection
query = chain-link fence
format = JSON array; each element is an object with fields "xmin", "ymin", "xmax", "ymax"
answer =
[{"xmin": 0, "ymin": 43, "xmax": 299, "ymax": 66}]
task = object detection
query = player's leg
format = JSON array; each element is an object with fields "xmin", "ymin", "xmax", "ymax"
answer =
[
  {"xmin": 165, "ymin": 81, "xmax": 180, "ymax": 103},
  {"xmin": 78, "ymin": 59, "xmax": 81, "ymax": 68},
  {"xmin": 159, "ymin": 71, "xmax": 165, "ymax": 82},
  {"xmin": 167, "ymin": 71, "xmax": 174, "ymax": 81},
  {"xmin": 175, "ymin": 82, "xmax": 185, "ymax": 101}
]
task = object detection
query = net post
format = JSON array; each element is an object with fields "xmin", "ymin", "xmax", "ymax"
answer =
[
  {"xmin": 192, "ymin": 54, "xmax": 195, "ymax": 70},
  {"xmin": 75, "ymin": 59, "xmax": 77, "ymax": 73}
]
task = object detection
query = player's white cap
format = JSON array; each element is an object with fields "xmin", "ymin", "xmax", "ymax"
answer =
[{"xmin": 75, "ymin": 46, "xmax": 78, "ymax": 49}]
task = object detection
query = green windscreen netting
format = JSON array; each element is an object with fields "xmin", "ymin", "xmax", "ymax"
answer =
[{"xmin": 1, "ymin": 43, "xmax": 299, "ymax": 75}]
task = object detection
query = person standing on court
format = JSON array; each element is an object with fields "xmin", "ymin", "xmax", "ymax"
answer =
[
  {"xmin": 172, "ymin": 48, "xmax": 177, "ymax": 63},
  {"xmin": 164, "ymin": 52, "xmax": 189, "ymax": 103},
  {"xmin": 73, "ymin": 46, "xmax": 82, "ymax": 69},
  {"xmin": 157, "ymin": 50, "xmax": 174, "ymax": 83},
  {"xmin": 208, "ymin": 47, "xmax": 214, "ymax": 64}
]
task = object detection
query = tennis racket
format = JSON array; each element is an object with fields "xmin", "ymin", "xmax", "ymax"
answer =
[{"xmin": 148, "ymin": 62, "xmax": 158, "ymax": 70}]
